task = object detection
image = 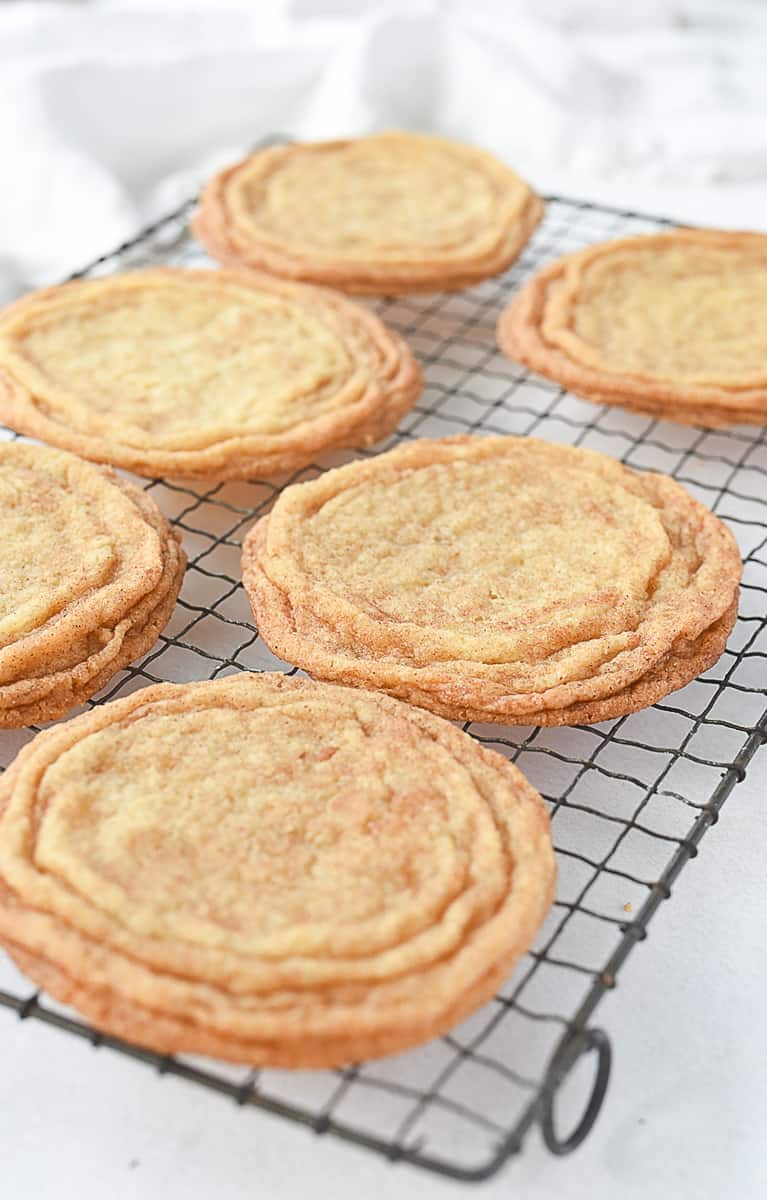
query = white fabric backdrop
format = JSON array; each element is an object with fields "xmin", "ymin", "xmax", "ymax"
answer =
[{"xmin": 2, "ymin": 0, "xmax": 767, "ymax": 299}]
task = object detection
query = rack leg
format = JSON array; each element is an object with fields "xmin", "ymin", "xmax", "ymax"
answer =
[{"xmin": 539, "ymin": 1026, "xmax": 612, "ymax": 1155}]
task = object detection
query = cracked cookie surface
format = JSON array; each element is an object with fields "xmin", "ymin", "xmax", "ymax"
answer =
[
  {"xmin": 0, "ymin": 268, "xmax": 421, "ymax": 479},
  {"xmin": 498, "ymin": 230, "xmax": 767, "ymax": 427},
  {"xmin": 0, "ymin": 441, "xmax": 184, "ymax": 727},
  {"xmin": 243, "ymin": 435, "xmax": 741, "ymax": 726},
  {"xmin": 0, "ymin": 674, "xmax": 554, "ymax": 1066},
  {"xmin": 194, "ymin": 132, "xmax": 543, "ymax": 294}
]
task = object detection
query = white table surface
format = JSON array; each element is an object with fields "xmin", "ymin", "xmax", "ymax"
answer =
[{"xmin": 2, "ymin": 182, "xmax": 766, "ymax": 1200}]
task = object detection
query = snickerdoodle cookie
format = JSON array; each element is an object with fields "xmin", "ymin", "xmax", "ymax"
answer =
[
  {"xmin": 0, "ymin": 674, "xmax": 555, "ymax": 1067},
  {"xmin": 498, "ymin": 229, "xmax": 767, "ymax": 427},
  {"xmin": 243, "ymin": 435, "xmax": 741, "ymax": 727},
  {"xmin": 0, "ymin": 268, "xmax": 421, "ymax": 480},
  {"xmin": 0, "ymin": 441, "xmax": 184, "ymax": 727},
  {"xmin": 193, "ymin": 132, "xmax": 543, "ymax": 294}
]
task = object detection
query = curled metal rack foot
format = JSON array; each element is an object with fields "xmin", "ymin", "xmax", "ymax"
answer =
[{"xmin": 540, "ymin": 1027, "xmax": 612, "ymax": 1156}]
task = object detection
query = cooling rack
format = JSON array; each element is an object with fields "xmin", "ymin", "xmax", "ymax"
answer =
[{"xmin": 1, "ymin": 171, "xmax": 766, "ymax": 1185}]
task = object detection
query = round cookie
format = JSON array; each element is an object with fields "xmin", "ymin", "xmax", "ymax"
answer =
[
  {"xmin": 242, "ymin": 435, "xmax": 742, "ymax": 727},
  {"xmin": 193, "ymin": 132, "xmax": 543, "ymax": 294},
  {"xmin": 0, "ymin": 440, "xmax": 184, "ymax": 727},
  {"xmin": 0, "ymin": 674, "xmax": 555, "ymax": 1067},
  {"xmin": 0, "ymin": 268, "xmax": 421, "ymax": 480},
  {"xmin": 498, "ymin": 229, "xmax": 767, "ymax": 427}
]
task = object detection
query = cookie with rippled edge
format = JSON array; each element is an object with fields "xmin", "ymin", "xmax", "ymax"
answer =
[
  {"xmin": 243, "ymin": 435, "xmax": 741, "ymax": 727},
  {"xmin": 498, "ymin": 229, "xmax": 767, "ymax": 428},
  {"xmin": 193, "ymin": 132, "xmax": 544, "ymax": 295},
  {"xmin": 0, "ymin": 674, "xmax": 555, "ymax": 1067},
  {"xmin": 0, "ymin": 268, "xmax": 421, "ymax": 480},
  {"xmin": 0, "ymin": 441, "xmax": 184, "ymax": 727}
]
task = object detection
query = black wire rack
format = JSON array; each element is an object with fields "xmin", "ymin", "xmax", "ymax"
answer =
[{"xmin": 1, "ymin": 170, "xmax": 766, "ymax": 1185}]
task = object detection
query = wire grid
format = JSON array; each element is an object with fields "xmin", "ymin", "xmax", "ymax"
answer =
[{"xmin": 1, "ymin": 185, "xmax": 767, "ymax": 1184}]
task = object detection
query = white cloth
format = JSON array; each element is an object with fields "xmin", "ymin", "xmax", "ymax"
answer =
[{"xmin": 2, "ymin": 0, "xmax": 767, "ymax": 299}]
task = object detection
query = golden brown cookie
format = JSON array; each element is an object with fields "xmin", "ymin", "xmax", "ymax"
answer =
[
  {"xmin": 0, "ymin": 268, "xmax": 421, "ymax": 480},
  {"xmin": 0, "ymin": 440, "xmax": 184, "ymax": 727},
  {"xmin": 0, "ymin": 674, "xmax": 555, "ymax": 1067},
  {"xmin": 242, "ymin": 435, "xmax": 741, "ymax": 727},
  {"xmin": 498, "ymin": 229, "xmax": 767, "ymax": 427},
  {"xmin": 193, "ymin": 132, "xmax": 543, "ymax": 294}
]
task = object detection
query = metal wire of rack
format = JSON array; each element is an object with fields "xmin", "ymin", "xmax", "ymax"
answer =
[{"xmin": 1, "ymin": 173, "xmax": 766, "ymax": 1185}]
